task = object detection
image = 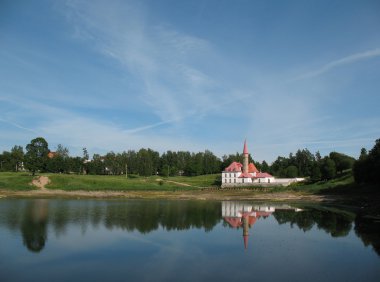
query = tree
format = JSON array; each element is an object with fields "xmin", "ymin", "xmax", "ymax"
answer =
[
  {"xmin": 286, "ymin": 165, "xmax": 298, "ymax": 178},
  {"xmin": 56, "ymin": 144, "xmax": 69, "ymax": 158},
  {"xmin": 310, "ymin": 163, "xmax": 322, "ymax": 182},
  {"xmin": 11, "ymin": 145, "xmax": 24, "ymax": 172},
  {"xmin": 24, "ymin": 137, "xmax": 49, "ymax": 176},
  {"xmin": 353, "ymin": 139, "xmax": 380, "ymax": 185},
  {"xmin": 261, "ymin": 160, "xmax": 270, "ymax": 172},
  {"xmin": 321, "ymin": 157, "xmax": 336, "ymax": 180},
  {"xmin": 329, "ymin": 152, "xmax": 355, "ymax": 174}
]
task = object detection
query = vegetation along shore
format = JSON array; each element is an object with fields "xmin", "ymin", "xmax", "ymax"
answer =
[{"xmin": 0, "ymin": 137, "xmax": 379, "ymax": 214}]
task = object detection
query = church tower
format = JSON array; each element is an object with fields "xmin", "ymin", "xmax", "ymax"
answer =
[{"xmin": 243, "ymin": 139, "xmax": 249, "ymax": 174}]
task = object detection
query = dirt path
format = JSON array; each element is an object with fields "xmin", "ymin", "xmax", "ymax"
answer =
[{"xmin": 31, "ymin": 176, "xmax": 50, "ymax": 190}]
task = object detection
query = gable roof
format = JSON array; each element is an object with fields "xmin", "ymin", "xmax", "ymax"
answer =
[
  {"xmin": 248, "ymin": 163, "xmax": 259, "ymax": 173},
  {"xmin": 224, "ymin": 162, "xmax": 243, "ymax": 172}
]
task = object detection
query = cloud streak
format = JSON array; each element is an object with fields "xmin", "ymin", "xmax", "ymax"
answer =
[
  {"xmin": 293, "ymin": 48, "xmax": 380, "ymax": 80},
  {"xmin": 0, "ymin": 118, "xmax": 37, "ymax": 134},
  {"xmin": 63, "ymin": 0, "xmax": 220, "ymax": 124}
]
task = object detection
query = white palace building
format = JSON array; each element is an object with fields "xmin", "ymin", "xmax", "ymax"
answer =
[{"xmin": 221, "ymin": 140, "xmax": 303, "ymax": 188}]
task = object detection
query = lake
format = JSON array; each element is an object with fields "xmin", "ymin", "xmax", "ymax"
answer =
[{"xmin": 0, "ymin": 199, "xmax": 379, "ymax": 282}]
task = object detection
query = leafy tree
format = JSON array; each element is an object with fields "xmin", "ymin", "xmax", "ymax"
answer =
[
  {"xmin": 24, "ymin": 137, "xmax": 49, "ymax": 176},
  {"xmin": 11, "ymin": 145, "xmax": 24, "ymax": 172},
  {"xmin": 359, "ymin": 148, "xmax": 367, "ymax": 160},
  {"xmin": 0, "ymin": 151, "xmax": 13, "ymax": 171},
  {"xmin": 329, "ymin": 152, "xmax": 355, "ymax": 174},
  {"xmin": 310, "ymin": 163, "xmax": 322, "ymax": 182},
  {"xmin": 320, "ymin": 157, "xmax": 336, "ymax": 180},
  {"xmin": 286, "ymin": 165, "xmax": 298, "ymax": 178},
  {"xmin": 353, "ymin": 139, "xmax": 380, "ymax": 185},
  {"xmin": 56, "ymin": 144, "xmax": 70, "ymax": 158},
  {"xmin": 261, "ymin": 160, "xmax": 270, "ymax": 172}
]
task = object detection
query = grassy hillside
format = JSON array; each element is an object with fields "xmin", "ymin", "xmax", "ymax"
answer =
[
  {"xmin": 0, "ymin": 172, "xmax": 35, "ymax": 190},
  {"xmin": 0, "ymin": 172, "xmax": 221, "ymax": 191},
  {"xmin": 0, "ymin": 171, "xmax": 373, "ymax": 195}
]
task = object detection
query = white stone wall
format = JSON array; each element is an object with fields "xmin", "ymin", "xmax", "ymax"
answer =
[{"xmin": 222, "ymin": 172, "xmax": 256, "ymax": 185}]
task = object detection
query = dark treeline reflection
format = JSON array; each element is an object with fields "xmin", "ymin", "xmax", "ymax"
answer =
[
  {"xmin": 272, "ymin": 208, "xmax": 380, "ymax": 256},
  {"xmin": 0, "ymin": 199, "xmax": 378, "ymax": 255},
  {"xmin": 0, "ymin": 199, "xmax": 222, "ymax": 252},
  {"xmin": 273, "ymin": 209, "xmax": 353, "ymax": 237}
]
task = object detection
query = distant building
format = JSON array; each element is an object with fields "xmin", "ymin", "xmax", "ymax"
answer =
[
  {"xmin": 221, "ymin": 140, "xmax": 274, "ymax": 187},
  {"xmin": 47, "ymin": 151, "xmax": 57, "ymax": 159},
  {"xmin": 221, "ymin": 140, "xmax": 304, "ymax": 187}
]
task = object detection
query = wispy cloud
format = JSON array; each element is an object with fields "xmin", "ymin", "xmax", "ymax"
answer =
[
  {"xmin": 293, "ymin": 48, "xmax": 380, "ymax": 80},
  {"xmin": 0, "ymin": 118, "xmax": 37, "ymax": 133},
  {"xmin": 63, "ymin": 0, "xmax": 221, "ymax": 124}
]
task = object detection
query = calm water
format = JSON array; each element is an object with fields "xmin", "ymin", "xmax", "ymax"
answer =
[{"xmin": 0, "ymin": 199, "xmax": 379, "ymax": 282}]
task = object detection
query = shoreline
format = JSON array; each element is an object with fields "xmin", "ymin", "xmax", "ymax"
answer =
[{"xmin": 0, "ymin": 188, "xmax": 339, "ymax": 202}]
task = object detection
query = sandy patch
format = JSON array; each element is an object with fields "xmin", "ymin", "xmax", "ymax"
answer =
[{"xmin": 31, "ymin": 176, "xmax": 50, "ymax": 190}]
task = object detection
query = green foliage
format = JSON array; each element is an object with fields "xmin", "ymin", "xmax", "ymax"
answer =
[
  {"xmin": 0, "ymin": 172, "xmax": 35, "ymax": 190},
  {"xmin": 11, "ymin": 145, "xmax": 24, "ymax": 172},
  {"xmin": 286, "ymin": 165, "xmax": 298, "ymax": 178},
  {"xmin": 310, "ymin": 164, "xmax": 322, "ymax": 182},
  {"xmin": 321, "ymin": 157, "xmax": 336, "ymax": 180},
  {"xmin": 329, "ymin": 152, "xmax": 355, "ymax": 174},
  {"xmin": 24, "ymin": 137, "xmax": 49, "ymax": 176},
  {"xmin": 353, "ymin": 139, "xmax": 380, "ymax": 185}
]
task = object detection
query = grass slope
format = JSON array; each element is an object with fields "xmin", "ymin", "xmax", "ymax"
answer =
[
  {"xmin": 0, "ymin": 172, "xmax": 35, "ymax": 190},
  {"xmin": 0, "ymin": 172, "xmax": 375, "ymax": 196}
]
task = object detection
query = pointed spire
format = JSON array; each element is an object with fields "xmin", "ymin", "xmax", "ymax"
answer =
[
  {"xmin": 243, "ymin": 139, "xmax": 248, "ymax": 155},
  {"xmin": 243, "ymin": 234, "xmax": 249, "ymax": 249}
]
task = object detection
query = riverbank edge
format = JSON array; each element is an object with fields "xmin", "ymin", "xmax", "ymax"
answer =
[{"xmin": 0, "ymin": 188, "xmax": 342, "ymax": 202}]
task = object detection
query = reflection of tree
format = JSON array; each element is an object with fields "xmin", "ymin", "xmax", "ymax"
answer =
[
  {"xmin": 272, "ymin": 208, "xmax": 353, "ymax": 237},
  {"xmin": 355, "ymin": 214, "xmax": 380, "ymax": 256},
  {"xmin": 21, "ymin": 200, "xmax": 48, "ymax": 253},
  {"xmin": 104, "ymin": 200, "xmax": 221, "ymax": 233}
]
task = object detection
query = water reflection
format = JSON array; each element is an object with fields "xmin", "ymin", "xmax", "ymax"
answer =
[
  {"xmin": 222, "ymin": 202, "xmax": 301, "ymax": 249},
  {"xmin": 20, "ymin": 200, "xmax": 48, "ymax": 252},
  {"xmin": 0, "ymin": 199, "xmax": 378, "ymax": 256}
]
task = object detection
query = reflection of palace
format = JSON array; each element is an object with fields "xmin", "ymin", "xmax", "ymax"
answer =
[{"xmin": 222, "ymin": 201, "xmax": 302, "ymax": 249}]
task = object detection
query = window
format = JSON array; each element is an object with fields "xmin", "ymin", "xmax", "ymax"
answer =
[
  {"xmin": 229, "ymin": 179, "xmax": 231, "ymax": 183},
  {"xmin": 268, "ymin": 179, "xmax": 270, "ymax": 183},
  {"xmin": 234, "ymin": 179, "xmax": 236, "ymax": 183},
  {"xmin": 242, "ymin": 178, "xmax": 244, "ymax": 183}
]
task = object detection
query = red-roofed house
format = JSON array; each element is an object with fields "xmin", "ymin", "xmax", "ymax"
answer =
[{"xmin": 221, "ymin": 140, "xmax": 274, "ymax": 187}]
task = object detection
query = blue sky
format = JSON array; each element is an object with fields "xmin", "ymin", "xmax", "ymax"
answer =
[{"xmin": 1, "ymin": 0, "xmax": 379, "ymax": 162}]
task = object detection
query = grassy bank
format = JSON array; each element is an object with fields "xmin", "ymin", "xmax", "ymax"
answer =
[
  {"xmin": 0, "ymin": 171, "xmax": 375, "ymax": 195},
  {"xmin": 0, "ymin": 172, "xmax": 221, "ymax": 191},
  {"xmin": 0, "ymin": 172, "xmax": 35, "ymax": 190}
]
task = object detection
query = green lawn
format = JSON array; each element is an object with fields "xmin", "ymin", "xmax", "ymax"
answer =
[
  {"xmin": 0, "ymin": 171, "xmax": 371, "ymax": 195},
  {"xmin": 46, "ymin": 174, "xmax": 205, "ymax": 191},
  {"xmin": 0, "ymin": 172, "xmax": 36, "ymax": 190}
]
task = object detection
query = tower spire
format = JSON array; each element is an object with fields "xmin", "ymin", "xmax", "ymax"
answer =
[
  {"xmin": 243, "ymin": 139, "xmax": 248, "ymax": 154},
  {"xmin": 243, "ymin": 139, "xmax": 249, "ymax": 174}
]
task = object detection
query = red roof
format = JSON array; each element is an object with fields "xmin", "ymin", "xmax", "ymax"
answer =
[
  {"xmin": 243, "ymin": 139, "xmax": 248, "ymax": 154},
  {"xmin": 47, "ymin": 151, "xmax": 57, "ymax": 159},
  {"xmin": 253, "ymin": 172, "xmax": 273, "ymax": 178},
  {"xmin": 225, "ymin": 162, "xmax": 242, "ymax": 172},
  {"xmin": 248, "ymin": 163, "xmax": 259, "ymax": 173},
  {"xmin": 223, "ymin": 217, "xmax": 242, "ymax": 228},
  {"xmin": 239, "ymin": 171, "xmax": 252, "ymax": 178}
]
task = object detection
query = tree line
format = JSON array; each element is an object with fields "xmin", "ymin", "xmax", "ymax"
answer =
[{"xmin": 1, "ymin": 136, "xmax": 379, "ymax": 185}]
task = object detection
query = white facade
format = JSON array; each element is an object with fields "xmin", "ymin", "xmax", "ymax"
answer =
[{"xmin": 221, "ymin": 171, "xmax": 275, "ymax": 186}]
